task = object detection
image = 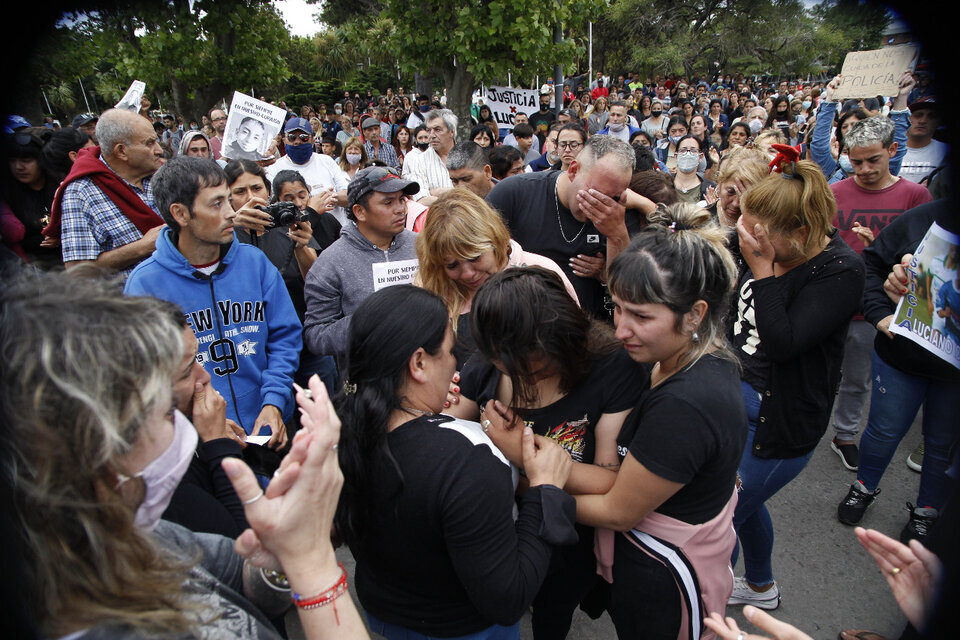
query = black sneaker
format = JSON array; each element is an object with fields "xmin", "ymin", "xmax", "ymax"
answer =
[
  {"xmin": 900, "ymin": 503, "xmax": 938, "ymax": 543},
  {"xmin": 837, "ymin": 482, "xmax": 880, "ymax": 525},
  {"xmin": 831, "ymin": 437, "xmax": 859, "ymax": 471}
]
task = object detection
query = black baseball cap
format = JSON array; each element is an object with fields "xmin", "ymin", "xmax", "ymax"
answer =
[
  {"xmin": 347, "ymin": 166, "xmax": 419, "ymax": 210},
  {"xmin": 72, "ymin": 113, "xmax": 98, "ymax": 128}
]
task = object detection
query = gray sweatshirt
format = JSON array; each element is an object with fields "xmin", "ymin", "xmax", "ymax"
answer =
[{"xmin": 303, "ymin": 222, "xmax": 418, "ymax": 362}]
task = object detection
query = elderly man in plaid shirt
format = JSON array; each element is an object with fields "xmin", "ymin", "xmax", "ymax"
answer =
[{"xmin": 44, "ymin": 108, "xmax": 165, "ymax": 282}]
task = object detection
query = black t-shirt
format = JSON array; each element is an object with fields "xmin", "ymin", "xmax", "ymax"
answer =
[
  {"xmin": 529, "ymin": 109, "xmax": 557, "ymax": 145},
  {"xmin": 352, "ymin": 413, "xmax": 576, "ymax": 636},
  {"xmin": 460, "ymin": 349, "xmax": 646, "ymax": 464},
  {"xmin": 617, "ymin": 354, "xmax": 747, "ymax": 524},
  {"xmin": 486, "ymin": 171, "xmax": 607, "ymax": 317}
]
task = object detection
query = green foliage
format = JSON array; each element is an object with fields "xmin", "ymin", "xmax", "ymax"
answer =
[
  {"xmin": 811, "ymin": 0, "xmax": 892, "ymax": 67},
  {"xmin": 593, "ymin": 0, "xmax": 881, "ymax": 78}
]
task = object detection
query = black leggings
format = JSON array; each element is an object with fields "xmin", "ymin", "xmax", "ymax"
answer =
[{"xmin": 609, "ymin": 532, "xmax": 684, "ymax": 640}]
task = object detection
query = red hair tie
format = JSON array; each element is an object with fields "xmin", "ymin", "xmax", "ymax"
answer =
[{"xmin": 768, "ymin": 143, "xmax": 802, "ymax": 176}]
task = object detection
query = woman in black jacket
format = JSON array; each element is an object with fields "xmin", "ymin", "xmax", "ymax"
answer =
[{"xmin": 726, "ymin": 152, "xmax": 864, "ymax": 611}]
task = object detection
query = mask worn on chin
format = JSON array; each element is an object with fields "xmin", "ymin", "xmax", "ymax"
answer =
[
  {"xmin": 285, "ymin": 142, "xmax": 314, "ymax": 165},
  {"xmin": 346, "ymin": 153, "xmax": 362, "ymax": 165},
  {"xmin": 416, "ymin": 142, "xmax": 429, "ymax": 151},
  {"xmin": 609, "ymin": 122, "xmax": 625, "ymax": 132},
  {"xmin": 748, "ymin": 119, "xmax": 764, "ymax": 135},
  {"xmin": 676, "ymin": 153, "xmax": 700, "ymax": 174},
  {"xmin": 838, "ymin": 153, "xmax": 854, "ymax": 174},
  {"xmin": 125, "ymin": 410, "xmax": 199, "ymax": 531}
]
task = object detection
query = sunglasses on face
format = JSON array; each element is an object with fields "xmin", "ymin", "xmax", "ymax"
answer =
[{"xmin": 286, "ymin": 132, "xmax": 312, "ymax": 143}]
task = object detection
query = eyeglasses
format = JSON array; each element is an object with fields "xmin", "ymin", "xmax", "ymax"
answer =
[
  {"xmin": 557, "ymin": 141, "xmax": 583, "ymax": 150},
  {"xmin": 286, "ymin": 132, "xmax": 312, "ymax": 143}
]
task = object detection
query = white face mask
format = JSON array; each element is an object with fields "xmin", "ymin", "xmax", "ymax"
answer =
[
  {"xmin": 609, "ymin": 122, "xmax": 625, "ymax": 132},
  {"xmin": 749, "ymin": 118, "xmax": 764, "ymax": 135},
  {"xmin": 838, "ymin": 153, "xmax": 853, "ymax": 174},
  {"xmin": 676, "ymin": 151, "xmax": 700, "ymax": 174},
  {"xmin": 120, "ymin": 410, "xmax": 198, "ymax": 531},
  {"xmin": 346, "ymin": 152, "xmax": 363, "ymax": 165}
]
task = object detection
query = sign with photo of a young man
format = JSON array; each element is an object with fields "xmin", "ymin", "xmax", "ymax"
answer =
[{"xmin": 221, "ymin": 92, "xmax": 287, "ymax": 161}]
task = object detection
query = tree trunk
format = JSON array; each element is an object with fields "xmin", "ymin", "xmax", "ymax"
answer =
[
  {"xmin": 441, "ymin": 64, "xmax": 475, "ymax": 144},
  {"xmin": 414, "ymin": 71, "xmax": 432, "ymax": 98}
]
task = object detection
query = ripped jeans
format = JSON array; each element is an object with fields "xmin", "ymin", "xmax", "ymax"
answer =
[
  {"xmin": 732, "ymin": 380, "xmax": 815, "ymax": 587},
  {"xmin": 857, "ymin": 351, "xmax": 960, "ymax": 510}
]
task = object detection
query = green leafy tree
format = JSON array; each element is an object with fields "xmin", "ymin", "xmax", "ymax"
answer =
[
  {"xmin": 812, "ymin": 0, "xmax": 892, "ymax": 67},
  {"xmin": 383, "ymin": 0, "xmax": 601, "ymax": 139}
]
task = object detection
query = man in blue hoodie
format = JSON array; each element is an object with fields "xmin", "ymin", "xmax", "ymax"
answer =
[{"xmin": 124, "ymin": 156, "xmax": 301, "ymax": 449}]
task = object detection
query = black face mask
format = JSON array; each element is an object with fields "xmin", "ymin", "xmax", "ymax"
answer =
[
  {"xmin": 652, "ymin": 111, "xmax": 662, "ymax": 117},
  {"xmin": 416, "ymin": 142, "xmax": 429, "ymax": 151}
]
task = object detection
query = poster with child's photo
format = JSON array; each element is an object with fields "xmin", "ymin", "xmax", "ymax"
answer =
[
  {"xmin": 220, "ymin": 91, "xmax": 286, "ymax": 161},
  {"xmin": 891, "ymin": 222, "xmax": 960, "ymax": 369}
]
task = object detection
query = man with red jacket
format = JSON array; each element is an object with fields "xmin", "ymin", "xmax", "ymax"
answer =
[{"xmin": 44, "ymin": 108, "xmax": 165, "ymax": 281}]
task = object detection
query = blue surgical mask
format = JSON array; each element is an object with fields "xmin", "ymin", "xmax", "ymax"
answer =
[
  {"xmin": 802, "ymin": 100, "xmax": 811, "ymax": 110},
  {"xmin": 419, "ymin": 105, "xmax": 430, "ymax": 113},
  {"xmin": 285, "ymin": 141, "xmax": 314, "ymax": 164},
  {"xmin": 669, "ymin": 135, "xmax": 682, "ymax": 146},
  {"xmin": 838, "ymin": 153, "xmax": 853, "ymax": 174}
]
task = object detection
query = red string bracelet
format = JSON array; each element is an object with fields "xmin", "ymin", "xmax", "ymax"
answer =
[{"xmin": 290, "ymin": 562, "xmax": 349, "ymax": 623}]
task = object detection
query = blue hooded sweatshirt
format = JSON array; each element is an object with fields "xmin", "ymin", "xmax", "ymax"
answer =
[{"xmin": 125, "ymin": 227, "xmax": 302, "ymax": 434}]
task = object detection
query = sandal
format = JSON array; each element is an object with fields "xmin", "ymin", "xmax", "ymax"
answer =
[{"xmin": 837, "ymin": 631, "xmax": 888, "ymax": 640}]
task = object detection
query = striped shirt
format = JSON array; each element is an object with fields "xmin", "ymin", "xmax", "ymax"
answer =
[{"xmin": 401, "ymin": 147, "xmax": 452, "ymax": 200}]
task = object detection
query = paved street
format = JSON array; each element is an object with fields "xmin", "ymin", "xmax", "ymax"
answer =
[{"xmin": 290, "ymin": 415, "xmax": 925, "ymax": 639}]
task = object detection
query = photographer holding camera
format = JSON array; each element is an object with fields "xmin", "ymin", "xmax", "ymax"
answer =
[{"xmin": 125, "ymin": 156, "xmax": 303, "ymax": 450}]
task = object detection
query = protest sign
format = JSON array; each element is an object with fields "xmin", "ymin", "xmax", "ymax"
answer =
[
  {"xmin": 890, "ymin": 222, "xmax": 960, "ymax": 369},
  {"xmin": 115, "ymin": 80, "xmax": 146, "ymax": 112},
  {"xmin": 485, "ymin": 86, "xmax": 539, "ymax": 131},
  {"xmin": 833, "ymin": 45, "xmax": 918, "ymax": 100},
  {"xmin": 372, "ymin": 259, "xmax": 419, "ymax": 292},
  {"xmin": 220, "ymin": 91, "xmax": 287, "ymax": 161}
]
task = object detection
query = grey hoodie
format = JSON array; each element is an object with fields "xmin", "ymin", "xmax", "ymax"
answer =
[{"xmin": 303, "ymin": 221, "xmax": 418, "ymax": 362}]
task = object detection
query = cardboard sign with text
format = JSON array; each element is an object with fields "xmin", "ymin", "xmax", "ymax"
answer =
[
  {"xmin": 485, "ymin": 86, "xmax": 539, "ymax": 131},
  {"xmin": 834, "ymin": 46, "xmax": 918, "ymax": 100}
]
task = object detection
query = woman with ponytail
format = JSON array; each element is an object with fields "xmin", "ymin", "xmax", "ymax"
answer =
[
  {"xmin": 334, "ymin": 285, "xmax": 576, "ymax": 640},
  {"xmin": 726, "ymin": 152, "xmax": 865, "ymax": 611},
  {"xmin": 538, "ymin": 203, "xmax": 747, "ymax": 640}
]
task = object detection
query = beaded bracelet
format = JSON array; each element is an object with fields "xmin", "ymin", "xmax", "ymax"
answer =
[{"xmin": 291, "ymin": 562, "xmax": 349, "ymax": 623}]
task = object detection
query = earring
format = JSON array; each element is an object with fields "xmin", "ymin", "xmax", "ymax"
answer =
[{"xmin": 692, "ymin": 330, "xmax": 700, "ymax": 344}]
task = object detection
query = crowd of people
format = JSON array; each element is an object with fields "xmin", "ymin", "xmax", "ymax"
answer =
[{"xmin": 1, "ymin": 65, "xmax": 956, "ymax": 640}]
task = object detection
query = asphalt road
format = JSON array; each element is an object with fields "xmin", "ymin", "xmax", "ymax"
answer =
[{"xmin": 289, "ymin": 413, "xmax": 925, "ymax": 640}]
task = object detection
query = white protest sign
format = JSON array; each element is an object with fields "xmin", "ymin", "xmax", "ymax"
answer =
[
  {"xmin": 834, "ymin": 45, "xmax": 918, "ymax": 100},
  {"xmin": 485, "ymin": 86, "xmax": 538, "ymax": 131},
  {"xmin": 372, "ymin": 259, "xmax": 419, "ymax": 292},
  {"xmin": 890, "ymin": 222, "xmax": 960, "ymax": 369},
  {"xmin": 115, "ymin": 80, "xmax": 146, "ymax": 112},
  {"xmin": 220, "ymin": 91, "xmax": 287, "ymax": 161}
]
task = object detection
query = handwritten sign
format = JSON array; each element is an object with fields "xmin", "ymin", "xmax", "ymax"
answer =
[
  {"xmin": 485, "ymin": 86, "xmax": 538, "ymax": 131},
  {"xmin": 890, "ymin": 222, "xmax": 960, "ymax": 369},
  {"xmin": 372, "ymin": 259, "xmax": 419, "ymax": 292},
  {"xmin": 834, "ymin": 46, "xmax": 918, "ymax": 100},
  {"xmin": 220, "ymin": 91, "xmax": 287, "ymax": 161}
]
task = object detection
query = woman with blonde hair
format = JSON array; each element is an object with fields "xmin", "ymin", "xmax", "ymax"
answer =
[
  {"xmin": 415, "ymin": 189, "xmax": 577, "ymax": 365},
  {"xmin": 339, "ymin": 136, "xmax": 367, "ymax": 180},
  {"xmin": 587, "ymin": 96, "xmax": 609, "ymax": 134},
  {"xmin": 726, "ymin": 152, "xmax": 864, "ymax": 611},
  {"xmin": 710, "ymin": 146, "xmax": 771, "ymax": 228}
]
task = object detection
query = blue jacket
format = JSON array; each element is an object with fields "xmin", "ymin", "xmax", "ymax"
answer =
[{"xmin": 125, "ymin": 228, "xmax": 302, "ymax": 433}]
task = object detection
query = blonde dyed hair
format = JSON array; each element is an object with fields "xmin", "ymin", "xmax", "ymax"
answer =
[
  {"xmin": 1, "ymin": 270, "xmax": 202, "ymax": 636},
  {"xmin": 715, "ymin": 146, "xmax": 771, "ymax": 188},
  {"xmin": 740, "ymin": 159, "xmax": 837, "ymax": 259},
  {"xmin": 415, "ymin": 189, "xmax": 511, "ymax": 328}
]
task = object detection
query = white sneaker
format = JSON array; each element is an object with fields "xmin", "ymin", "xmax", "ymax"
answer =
[{"xmin": 727, "ymin": 576, "xmax": 781, "ymax": 610}]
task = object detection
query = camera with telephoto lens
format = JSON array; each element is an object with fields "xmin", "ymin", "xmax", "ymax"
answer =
[{"xmin": 255, "ymin": 202, "xmax": 306, "ymax": 229}]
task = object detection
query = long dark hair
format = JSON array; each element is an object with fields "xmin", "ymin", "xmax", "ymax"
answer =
[
  {"xmin": 470, "ymin": 267, "xmax": 619, "ymax": 412},
  {"xmin": 334, "ymin": 285, "xmax": 449, "ymax": 547}
]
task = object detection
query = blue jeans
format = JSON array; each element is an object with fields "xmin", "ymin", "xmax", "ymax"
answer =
[
  {"xmin": 857, "ymin": 351, "xmax": 960, "ymax": 509},
  {"xmin": 732, "ymin": 381, "xmax": 815, "ymax": 586},
  {"xmin": 365, "ymin": 613, "xmax": 520, "ymax": 640}
]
